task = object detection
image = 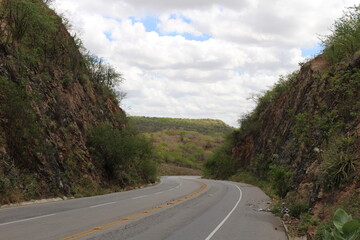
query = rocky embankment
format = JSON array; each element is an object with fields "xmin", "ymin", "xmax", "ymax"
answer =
[{"xmin": 0, "ymin": 0, "xmax": 154, "ymax": 204}]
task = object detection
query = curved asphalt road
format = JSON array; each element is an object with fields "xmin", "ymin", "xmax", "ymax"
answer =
[{"xmin": 0, "ymin": 176, "xmax": 286, "ymax": 240}]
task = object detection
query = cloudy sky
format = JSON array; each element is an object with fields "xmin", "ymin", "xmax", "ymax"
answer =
[{"xmin": 53, "ymin": 0, "xmax": 357, "ymax": 127}]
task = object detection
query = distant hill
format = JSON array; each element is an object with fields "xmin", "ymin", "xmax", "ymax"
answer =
[
  {"xmin": 129, "ymin": 116, "xmax": 234, "ymax": 137},
  {"xmin": 129, "ymin": 117, "xmax": 231, "ymax": 175},
  {"xmin": 145, "ymin": 129, "xmax": 223, "ymax": 175}
]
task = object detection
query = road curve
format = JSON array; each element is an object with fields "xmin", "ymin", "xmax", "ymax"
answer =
[{"xmin": 0, "ymin": 176, "xmax": 286, "ymax": 240}]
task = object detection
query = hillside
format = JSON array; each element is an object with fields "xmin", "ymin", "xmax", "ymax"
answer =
[
  {"xmin": 129, "ymin": 116, "xmax": 234, "ymax": 137},
  {"xmin": 146, "ymin": 129, "xmax": 223, "ymax": 175},
  {"xmin": 0, "ymin": 0, "xmax": 156, "ymax": 204},
  {"xmin": 204, "ymin": 6, "xmax": 360, "ymax": 239},
  {"xmin": 131, "ymin": 117, "xmax": 231, "ymax": 175}
]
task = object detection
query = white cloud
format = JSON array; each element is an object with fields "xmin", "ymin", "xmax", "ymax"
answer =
[
  {"xmin": 53, "ymin": 0, "xmax": 358, "ymax": 127},
  {"xmin": 158, "ymin": 15, "xmax": 202, "ymax": 36}
]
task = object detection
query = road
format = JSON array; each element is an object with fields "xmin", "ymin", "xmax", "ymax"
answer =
[{"xmin": 0, "ymin": 176, "xmax": 286, "ymax": 240}]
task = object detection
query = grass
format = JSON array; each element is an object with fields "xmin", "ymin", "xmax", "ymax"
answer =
[
  {"xmin": 321, "ymin": 5, "xmax": 360, "ymax": 63},
  {"xmin": 229, "ymin": 170, "xmax": 276, "ymax": 199},
  {"xmin": 138, "ymin": 126, "xmax": 224, "ymax": 174},
  {"xmin": 320, "ymin": 135, "xmax": 358, "ymax": 191}
]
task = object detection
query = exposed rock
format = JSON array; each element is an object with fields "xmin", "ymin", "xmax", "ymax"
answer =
[
  {"xmin": 0, "ymin": 1, "xmax": 126, "ymax": 204},
  {"xmin": 230, "ymin": 51, "xmax": 360, "ymax": 238}
]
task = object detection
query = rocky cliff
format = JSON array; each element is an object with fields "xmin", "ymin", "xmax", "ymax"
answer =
[
  {"xmin": 204, "ymin": 6, "xmax": 360, "ymax": 238},
  {"xmin": 230, "ymin": 53, "xmax": 360, "ymax": 238},
  {"xmin": 232, "ymin": 53, "xmax": 359, "ymax": 202},
  {"xmin": 0, "ymin": 0, "xmax": 156, "ymax": 204}
]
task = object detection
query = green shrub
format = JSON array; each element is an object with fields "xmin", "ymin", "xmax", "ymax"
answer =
[
  {"xmin": 237, "ymin": 71, "xmax": 298, "ymax": 135},
  {"xmin": 339, "ymin": 191, "xmax": 360, "ymax": 217},
  {"xmin": 0, "ymin": 174, "xmax": 8, "ymax": 195},
  {"xmin": 297, "ymin": 213, "xmax": 319, "ymax": 235},
  {"xmin": 1, "ymin": 0, "xmax": 58, "ymax": 57},
  {"xmin": 319, "ymin": 208, "xmax": 360, "ymax": 240},
  {"xmin": 203, "ymin": 149, "xmax": 235, "ymax": 179},
  {"xmin": 203, "ymin": 134, "xmax": 236, "ymax": 179},
  {"xmin": 83, "ymin": 52, "xmax": 124, "ymax": 88},
  {"xmin": 230, "ymin": 169, "xmax": 275, "ymax": 198},
  {"xmin": 293, "ymin": 112, "xmax": 312, "ymax": 145},
  {"xmin": 250, "ymin": 153, "xmax": 270, "ymax": 177},
  {"xmin": 320, "ymin": 136, "xmax": 357, "ymax": 190},
  {"xmin": 87, "ymin": 122, "xmax": 157, "ymax": 185},
  {"xmin": 1, "ymin": 0, "xmax": 55, "ymax": 41},
  {"xmin": 288, "ymin": 200, "xmax": 310, "ymax": 218},
  {"xmin": 230, "ymin": 170, "xmax": 259, "ymax": 185},
  {"xmin": 316, "ymin": 221, "xmax": 335, "ymax": 240},
  {"xmin": 23, "ymin": 173, "xmax": 40, "ymax": 200},
  {"xmin": 0, "ymin": 78, "xmax": 43, "ymax": 163},
  {"xmin": 322, "ymin": 5, "xmax": 360, "ymax": 63},
  {"xmin": 270, "ymin": 202, "xmax": 283, "ymax": 217},
  {"xmin": 269, "ymin": 165, "xmax": 293, "ymax": 198}
]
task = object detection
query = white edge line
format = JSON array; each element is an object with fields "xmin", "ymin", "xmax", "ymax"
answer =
[
  {"xmin": 131, "ymin": 195, "xmax": 147, "ymax": 200},
  {"xmin": 204, "ymin": 184, "xmax": 243, "ymax": 240},
  {"xmin": 154, "ymin": 181, "xmax": 181, "ymax": 195},
  {"xmin": 89, "ymin": 201, "xmax": 117, "ymax": 208},
  {"xmin": 0, "ymin": 213, "xmax": 56, "ymax": 227}
]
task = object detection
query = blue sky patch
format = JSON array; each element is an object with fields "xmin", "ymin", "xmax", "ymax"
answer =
[
  {"xmin": 234, "ymin": 69, "xmax": 244, "ymax": 76},
  {"xmin": 103, "ymin": 31, "xmax": 114, "ymax": 41},
  {"xmin": 169, "ymin": 14, "xmax": 192, "ymax": 24},
  {"xmin": 128, "ymin": 15, "xmax": 212, "ymax": 42},
  {"xmin": 159, "ymin": 32, "xmax": 212, "ymax": 41},
  {"xmin": 129, "ymin": 16, "xmax": 160, "ymax": 32},
  {"xmin": 301, "ymin": 43, "xmax": 323, "ymax": 58},
  {"xmin": 104, "ymin": 15, "xmax": 122, "ymax": 22},
  {"xmin": 178, "ymin": 33, "xmax": 212, "ymax": 41}
]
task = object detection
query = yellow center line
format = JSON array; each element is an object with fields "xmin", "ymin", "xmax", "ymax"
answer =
[{"xmin": 58, "ymin": 179, "xmax": 208, "ymax": 240}]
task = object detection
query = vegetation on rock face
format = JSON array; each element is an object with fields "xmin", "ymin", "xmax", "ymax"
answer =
[
  {"xmin": 204, "ymin": 5, "xmax": 360, "ymax": 238},
  {"xmin": 0, "ymin": 0, "xmax": 156, "ymax": 204},
  {"xmin": 322, "ymin": 5, "xmax": 360, "ymax": 63},
  {"xmin": 87, "ymin": 122, "xmax": 157, "ymax": 185},
  {"xmin": 203, "ymin": 133, "xmax": 236, "ymax": 179}
]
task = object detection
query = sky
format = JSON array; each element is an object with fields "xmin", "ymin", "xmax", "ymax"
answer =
[{"xmin": 53, "ymin": 0, "xmax": 358, "ymax": 127}]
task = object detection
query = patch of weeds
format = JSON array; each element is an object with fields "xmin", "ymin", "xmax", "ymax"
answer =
[
  {"xmin": 297, "ymin": 213, "xmax": 319, "ymax": 235},
  {"xmin": 320, "ymin": 135, "xmax": 357, "ymax": 191},
  {"xmin": 270, "ymin": 201, "xmax": 283, "ymax": 217},
  {"xmin": 230, "ymin": 169, "xmax": 275, "ymax": 198},
  {"xmin": 70, "ymin": 185, "xmax": 81, "ymax": 197},
  {"xmin": 62, "ymin": 73, "xmax": 72, "ymax": 88},
  {"xmin": 0, "ymin": 173, "xmax": 10, "ymax": 201},
  {"xmin": 22, "ymin": 173, "xmax": 40, "ymax": 200},
  {"xmin": 288, "ymin": 200, "xmax": 310, "ymax": 218},
  {"xmin": 339, "ymin": 190, "xmax": 360, "ymax": 217},
  {"xmin": 321, "ymin": 5, "xmax": 360, "ymax": 63},
  {"xmin": 78, "ymin": 73, "xmax": 90, "ymax": 85},
  {"xmin": 315, "ymin": 221, "xmax": 334, "ymax": 240},
  {"xmin": 269, "ymin": 165, "xmax": 294, "ymax": 198}
]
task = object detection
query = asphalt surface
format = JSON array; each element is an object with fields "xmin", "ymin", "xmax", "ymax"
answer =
[{"xmin": 0, "ymin": 176, "xmax": 286, "ymax": 240}]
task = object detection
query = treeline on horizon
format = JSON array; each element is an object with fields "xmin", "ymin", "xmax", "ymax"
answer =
[{"xmin": 129, "ymin": 116, "xmax": 234, "ymax": 137}]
